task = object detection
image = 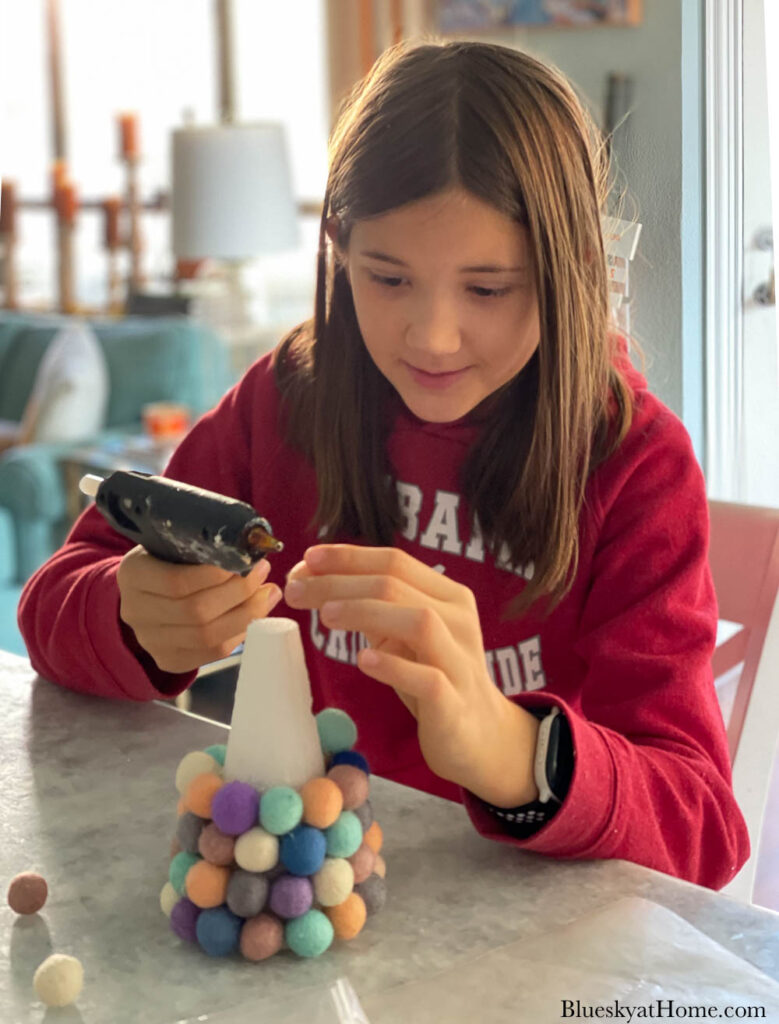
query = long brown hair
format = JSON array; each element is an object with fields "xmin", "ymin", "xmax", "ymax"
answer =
[{"xmin": 275, "ymin": 40, "xmax": 633, "ymax": 617}]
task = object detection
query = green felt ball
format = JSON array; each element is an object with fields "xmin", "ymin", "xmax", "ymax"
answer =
[
  {"xmin": 316, "ymin": 708, "xmax": 358, "ymax": 755},
  {"xmin": 285, "ymin": 908, "xmax": 334, "ymax": 958},
  {"xmin": 203, "ymin": 743, "xmax": 227, "ymax": 766},
  {"xmin": 259, "ymin": 787, "xmax": 304, "ymax": 836},
  {"xmin": 325, "ymin": 811, "xmax": 363, "ymax": 858},
  {"xmin": 169, "ymin": 851, "xmax": 200, "ymax": 896}
]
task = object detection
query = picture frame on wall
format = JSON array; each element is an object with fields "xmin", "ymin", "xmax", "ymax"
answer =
[{"xmin": 436, "ymin": 1, "xmax": 643, "ymax": 33}]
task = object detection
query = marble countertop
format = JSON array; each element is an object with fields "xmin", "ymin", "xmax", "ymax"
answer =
[{"xmin": 2, "ymin": 650, "xmax": 778, "ymax": 1023}]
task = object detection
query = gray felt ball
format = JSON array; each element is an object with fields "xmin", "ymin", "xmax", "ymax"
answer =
[
  {"xmin": 353, "ymin": 800, "xmax": 374, "ymax": 833},
  {"xmin": 226, "ymin": 870, "xmax": 269, "ymax": 918},
  {"xmin": 176, "ymin": 812, "xmax": 207, "ymax": 853},
  {"xmin": 354, "ymin": 873, "xmax": 386, "ymax": 916}
]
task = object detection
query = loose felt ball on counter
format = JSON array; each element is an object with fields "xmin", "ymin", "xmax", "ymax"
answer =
[
  {"xmin": 170, "ymin": 897, "xmax": 201, "ymax": 942},
  {"xmin": 186, "ymin": 861, "xmax": 230, "ymax": 909},
  {"xmin": 316, "ymin": 708, "xmax": 358, "ymax": 755},
  {"xmin": 169, "ymin": 851, "xmax": 201, "ymax": 896},
  {"xmin": 184, "ymin": 773, "xmax": 224, "ymax": 819},
  {"xmin": 7, "ymin": 872, "xmax": 48, "ymax": 915},
  {"xmin": 196, "ymin": 906, "xmax": 243, "ymax": 957},
  {"xmin": 326, "ymin": 891, "xmax": 367, "ymax": 941},
  {"xmin": 211, "ymin": 780, "xmax": 259, "ymax": 836},
  {"xmin": 354, "ymin": 874, "xmax": 387, "ymax": 916},
  {"xmin": 353, "ymin": 800, "xmax": 374, "ymax": 832},
  {"xmin": 327, "ymin": 764, "xmax": 370, "ymax": 810},
  {"xmin": 259, "ymin": 786, "xmax": 304, "ymax": 835},
  {"xmin": 313, "ymin": 858, "xmax": 354, "ymax": 907},
  {"xmin": 160, "ymin": 881, "xmax": 179, "ymax": 918},
  {"xmin": 300, "ymin": 776, "xmax": 343, "ymax": 829},
  {"xmin": 240, "ymin": 912, "xmax": 284, "ymax": 961},
  {"xmin": 234, "ymin": 827, "xmax": 279, "ymax": 873},
  {"xmin": 226, "ymin": 869, "xmax": 269, "ymax": 918},
  {"xmin": 280, "ymin": 825, "xmax": 327, "ymax": 876},
  {"xmin": 285, "ymin": 908, "xmax": 334, "ymax": 958},
  {"xmin": 203, "ymin": 743, "xmax": 227, "ymax": 766},
  {"xmin": 176, "ymin": 811, "xmax": 207, "ymax": 854},
  {"xmin": 198, "ymin": 823, "xmax": 236, "ymax": 867},
  {"xmin": 331, "ymin": 750, "xmax": 370, "ymax": 775},
  {"xmin": 364, "ymin": 820, "xmax": 384, "ymax": 854},
  {"xmin": 374, "ymin": 854, "xmax": 387, "ymax": 879},
  {"xmin": 348, "ymin": 842, "xmax": 377, "ymax": 885},
  {"xmin": 325, "ymin": 811, "xmax": 363, "ymax": 858},
  {"xmin": 269, "ymin": 874, "xmax": 313, "ymax": 919},
  {"xmin": 33, "ymin": 953, "xmax": 83, "ymax": 1007},
  {"xmin": 175, "ymin": 751, "xmax": 220, "ymax": 795}
]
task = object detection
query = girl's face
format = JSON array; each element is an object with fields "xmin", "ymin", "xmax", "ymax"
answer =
[{"xmin": 342, "ymin": 187, "xmax": 540, "ymax": 423}]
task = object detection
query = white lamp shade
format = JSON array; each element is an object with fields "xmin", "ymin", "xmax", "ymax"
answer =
[{"xmin": 171, "ymin": 123, "xmax": 299, "ymax": 260}]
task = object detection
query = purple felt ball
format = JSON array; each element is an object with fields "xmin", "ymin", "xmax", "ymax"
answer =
[
  {"xmin": 269, "ymin": 874, "xmax": 313, "ymax": 919},
  {"xmin": 170, "ymin": 897, "xmax": 201, "ymax": 942},
  {"xmin": 211, "ymin": 780, "xmax": 260, "ymax": 836}
]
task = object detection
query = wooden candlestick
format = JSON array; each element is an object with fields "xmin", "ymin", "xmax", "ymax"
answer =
[{"xmin": 124, "ymin": 159, "xmax": 143, "ymax": 292}]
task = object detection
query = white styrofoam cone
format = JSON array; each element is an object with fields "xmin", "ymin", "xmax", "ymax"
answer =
[{"xmin": 224, "ymin": 618, "xmax": 325, "ymax": 791}]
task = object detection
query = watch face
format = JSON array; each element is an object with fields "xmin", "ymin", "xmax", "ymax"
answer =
[{"xmin": 545, "ymin": 711, "xmax": 574, "ymax": 802}]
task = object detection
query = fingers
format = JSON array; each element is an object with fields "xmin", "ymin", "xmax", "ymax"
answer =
[
  {"xmin": 358, "ymin": 645, "xmax": 445, "ymax": 706},
  {"xmin": 127, "ymin": 547, "xmax": 237, "ymax": 597},
  {"xmin": 134, "ymin": 560, "xmax": 272, "ymax": 628}
]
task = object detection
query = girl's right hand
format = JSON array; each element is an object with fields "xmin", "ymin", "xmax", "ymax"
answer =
[{"xmin": 117, "ymin": 545, "xmax": 282, "ymax": 674}]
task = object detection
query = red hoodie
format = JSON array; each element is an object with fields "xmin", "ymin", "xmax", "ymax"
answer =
[{"xmin": 18, "ymin": 348, "xmax": 749, "ymax": 890}]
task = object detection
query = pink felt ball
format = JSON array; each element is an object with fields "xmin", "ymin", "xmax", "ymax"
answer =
[
  {"xmin": 198, "ymin": 823, "xmax": 236, "ymax": 867},
  {"xmin": 327, "ymin": 765, "xmax": 370, "ymax": 810},
  {"xmin": 348, "ymin": 842, "xmax": 377, "ymax": 884},
  {"xmin": 7, "ymin": 872, "xmax": 48, "ymax": 915},
  {"xmin": 240, "ymin": 913, "xmax": 284, "ymax": 961}
]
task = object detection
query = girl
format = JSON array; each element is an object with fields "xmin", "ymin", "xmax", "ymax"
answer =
[{"xmin": 18, "ymin": 41, "xmax": 749, "ymax": 890}]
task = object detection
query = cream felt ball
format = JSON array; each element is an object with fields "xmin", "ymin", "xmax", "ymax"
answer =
[
  {"xmin": 315, "ymin": 708, "xmax": 358, "ymax": 755},
  {"xmin": 325, "ymin": 811, "xmax": 363, "ymax": 858},
  {"xmin": 313, "ymin": 858, "xmax": 354, "ymax": 907},
  {"xmin": 175, "ymin": 751, "xmax": 220, "ymax": 795},
  {"xmin": 234, "ymin": 827, "xmax": 279, "ymax": 873},
  {"xmin": 327, "ymin": 764, "xmax": 369, "ymax": 810},
  {"xmin": 240, "ymin": 912, "xmax": 284, "ymax": 961},
  {"xmin": 7, "ymin": 872, "xmax": 48, "ymax": 915},
  {"xmin": 259, "ymin": 786, "xmax": 304, "ymax": 835},
  {"xmin": 160, "ymin": 881, "xmax": 179, "ymax": 918},
  {"xmin": 33, "ymin": 954, "xmax": 83, "ymax": 1007},
  {"xmin": 285, "ymin": 908, "xmax": 334, "ymax": 958}
]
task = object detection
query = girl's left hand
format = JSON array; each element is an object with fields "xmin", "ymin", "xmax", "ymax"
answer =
[{"xmin": 283, "ymin": 544, "xmax": 538, "ymax": 804}]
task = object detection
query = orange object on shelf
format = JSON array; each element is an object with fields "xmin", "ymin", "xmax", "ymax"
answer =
[
  {"xmin": 103, "ymin": 196, "xmax": 121, "ymax": 248},
  {"xmin": 118, "ymin": 112, "xmax": 139, "ymax": 160},
  {"xmin": 50, "ymin": 159, "xmax": 68, "ymax": 194},
  {"xmin": 0, "ymin": 180, "xmax": 17, "ymax": 234},
  {"xmin": 142, "ymin": 402, "xmax": 191, "ymax": 441},
  {"xmin": 55, "ymin": 181, "xmax": 79, "ymax": 226}
]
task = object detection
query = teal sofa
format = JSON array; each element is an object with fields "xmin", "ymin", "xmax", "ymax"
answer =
[{"xmin": 0, "ymin": 312, "xmax": 232, "ymax": 656}]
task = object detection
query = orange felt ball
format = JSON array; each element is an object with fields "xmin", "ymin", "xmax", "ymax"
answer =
[
  {"xmin": 327, "ymin": 765, "xmax": 370, "ymax": 810},
  {"xmin": 300, "ymin": 777, "xmax": 343, "ymax": 829},
  {"xmin": 186, "ymin": 860, "xmax": 230, "ymax": 909},
  {"xmin": 364, "ymin": 820, "xmax": 383, "ymax": 854},
  {"xmin": 184, "ymin": 773, "xmax": 224, "ymax": 819},
  {"xmin": 348, "ymin": 842, "xmax": 377, "ymax": 884},
  {"xmin": 374, "ymin": 854, "xmax": 387, "ymax": 879},
  {"xmin": 326, "ymin": 892, "xmax": 367, "ymax": 941}
]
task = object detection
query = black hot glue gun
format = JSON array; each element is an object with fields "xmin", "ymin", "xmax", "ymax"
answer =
[{"xmin": 79, "ymin": 470, "xmax": 283, "ymax": 575}]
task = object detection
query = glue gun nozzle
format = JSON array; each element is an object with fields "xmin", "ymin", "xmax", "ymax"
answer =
[{"xmin": 246, "ymin": 525, "xmax": 284, "ymax": 554}]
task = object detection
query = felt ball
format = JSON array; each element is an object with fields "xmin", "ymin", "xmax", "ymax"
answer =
[
  {"xmin": 170, "ymin": 836, "xmax": 182, "ymax": 860},
  {"xmin": 353, "ymin": 800, "xmax": 374, "ymax": 832},
  {"xmin": 203, "ymin": 743, "xmax": 227, "ymax": 766},
  {"xmin": 327, "ymin": 764, "xmax": 370, "ymax": 810},
  {"xmin": 184, "ymin": 773, "xmax": 224, "ymax": 819},
  {"xmin": 240, "ymin": 912, "xmax": 284, "ymax": 961},
  {"xmin": 176, "ymin": 811, "xmax": 207, "ymax": 854},
  {"xmin": 33, "ymin": 954, "xmax": 83, "ymax": 1007},
  {"xmin": 160, "ymin": 881, "xmax": 179, "ymax": 918},
  {"xmin": 300, "ymin": 777, "xmax": 343, "ymax": 829},
  {"xmin": 331, "ymin": 750, "xmax": 370, "ymax": 775},
  {"xmin": 196, "ymin": 906, "xmax": 243, "ymax": 957},
  {"xmin": 7, "ymin": 872, "xmax": 48, "ymax": 915},
  {"xmin": 313, "ymin": 858, "xmax": 354, "ymax": 907},
  {"xmin": 374, "ymin": 854, "xmax": 387, "ymax": 879},
  {"xmin": 259, "ymin": 786, "xmax": 304, "ymax": 835},
  {"xmin": 176, "ymin": 798, "xmax": 186, "ymax": 816},
  {"xmin": 280, "ymin": 825, "xmax": 327, "ymax": 877},
  {"xmin": 234, "ymin": 827, "xmax": 279, "ymax": 873},
  {"xmin": 269, "ymin": 874, "xmax": 313, "ymax": 919},
  {"xmin": 186, "ymin": 861, "xmax": 230, "ymax": 909},
  {"xmin": 316, "ymin": 708, "xmax": 358, "ymax": 754},
  {"xmin": 348, "ymin": 842, "xmax": 377, "ymax": 884},
  {"xmin": 226, "ymin": 869, "xmax": 269, "ymax": 918},
  {"xmin": 355, "ymin": 873, "xmax": 387, "ymax": 916},
  {"xmin": 198, "ymin": 823, "xmax": 236, "ymax": 867},
  {"xmin": 175, "ymin": 750, "xmax": 220, "ymax": 794},
  {"xmin": 285, "ymin": 909, "xmax": 334, "ymax": 958},
  {"xmin": 169, "ymin": 851, "xmax": 200, "ymax": 896},
  {"xmin": 170, "ymin": 897, "xmax": 201, "ymax": 941},
  {"xmin": 211, "ymin": 780, "xmax": 260, "ymax": 836},
  {"xmin": 325, "ymin": 811, "xmax": 363, "ymax": 858},
  {"xmin": 326, "ymin": 891, "xmax": 367, "ymax": 941},
  {"xmin": 364, "ymin": 820, "xmax": 384, "ymax": 855}
]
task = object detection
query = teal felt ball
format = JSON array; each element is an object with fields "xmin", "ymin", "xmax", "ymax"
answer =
[
  {"xmin": 259, "ymin": 786, "xmax": 304, "ymax": 836},
  {"xmin": 203, "ymin": 743, "xmax": 227, "ymax": 766},
  {"xmin": 169, "ymin": 851, "xmax": 200, "ymax": 896},
  {"xmin": 285, "ymin": 908, "xmax": 334, "ymax": 958},
  {"xmin": 325, "ymin": 811, "xmax": 363, "ymax": 858},
  {"xmin": 316, "ymin": 708, "xmax": 358, "ymax": 755}
]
